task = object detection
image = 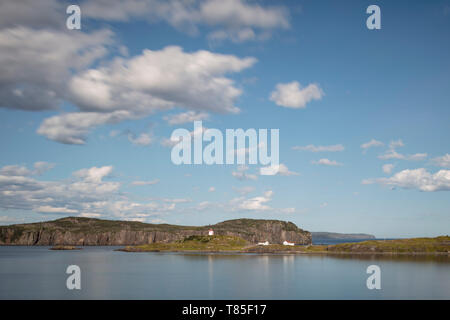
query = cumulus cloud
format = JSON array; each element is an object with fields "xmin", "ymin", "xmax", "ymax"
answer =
[
  {"xmin": 361, "ymin": 139, "xmax": 384, "ymax": 153},
  {"xmin": 0, "ymin": 0, "xmax": 259, "ymax": 144},
  {"xmin": 0, "ymin": 27, "xmax": 114, "ymax": 112},
  {"xmin": 232, "ymin": 165, "xmax": 258, "ymax": 181},
  {"xmin": 0, "ymin": 0, "xmax": 64, "ymax": 29},
  {"xmin": 270, "ymin": 81, "xmax": 323, "ymax": 109},
  {"xmin": 82, "ymin": 0, "xmax": 289, "ymax": 42},
  {"xmin": 389, "ymin": 139, "xmax": 404, "ymax": 149},
  {"xmin": 235, "ymin": 190, "xmax": 273, "ymax": 211},
  {"xmin": 292, "ymin": 144, "xmax": 344, "ymax": 152},
  {"xmin": 0, "ymin": 164, "xmax": 175, "ymax": 220},
  {"xmin": 160, "ymin": 123, "xmax": 208, "ymax": 147},
  {"xmin": 378, "ymin": 150, "xmax": 427, "ymax": 161},
  {"xmin": 311, "ymin": 158, "xmax": 343, "ymax": 166},
  {"xmin": 38, "ymin": 46, "xmax": 255, "ymax": 144},
  {"xmin": 36, "ymin": 206, "xmax": 78, "ymax": 214},
  {"xmin": 131, "ymin": 179, "xmax": 160, "ymax": 186},
  {"xmin": 382, "ymin": 164, "xmax": 395, "ymax": 174},
  {"xmin": 377, "ymin": 139, "xmax": 427, "ymax": 161},
  {"xmin": 0, "ymin": 162, "xmax": 55, "ymax": 177},
  {"xmin": 432, "ymin": 154, "xmax": 450, "ymax": 168},
  {"xmin": 363, "ymin": 168, "xmax": 450, "ymax": 192},
  {"xmin": 128, "ymin": 132, "xmax": 153, "ymax": 146},
  {"xmin": 69, "ymin": 46, "xmax": 255, "ymax": 113},
  {"xmin": 164, "ymin": 111, "xmax": 209, "ymax": 125},
  {"xmin": 259, "ymin": 164, "xmax": 299, "ymax": 176},
  {"xmin": 0, "ymin": 165, "xmax": 32, "ymax": 177},
  {"xmin": 38, "ymin": 111, "xmax": 134, "ymax": 144}
]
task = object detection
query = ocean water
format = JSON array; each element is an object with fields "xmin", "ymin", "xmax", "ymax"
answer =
[{"xmin": 0, "ymin": 246, "xmax": 448, "ymax": 299}]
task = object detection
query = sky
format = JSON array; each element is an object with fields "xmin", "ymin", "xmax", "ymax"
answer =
[{"xmin": 0, "ymin": 0, "xmax": 449, "ymax": 238}]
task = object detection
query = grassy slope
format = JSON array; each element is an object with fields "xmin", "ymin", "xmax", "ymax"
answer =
[
  {"xmin": 1, "ymin": 217, "xmax": 303, "ymax": 234},
  {"xmin": 119, "ymin": 235, "xmax": 249, "ymax": 252},
  {"xmin": 245, "ymin": 236, "xmax": 450, "ymax": 254},
  {"xmin": 324, "ymin": 236, "xmax": 450, "ymax": 253},
  {"xmin": 119, "ymin": 236, "xmax": 450, "ymax": 254}
]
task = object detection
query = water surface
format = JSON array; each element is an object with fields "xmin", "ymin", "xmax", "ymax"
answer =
[{"xmin": 0, "ymin": 246, "xmax": 448, "ymax": 299}]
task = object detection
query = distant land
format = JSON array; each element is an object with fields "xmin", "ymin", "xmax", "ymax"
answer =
[
  {"xmin": 311, "ymin": 232, "xmax": 376, "ymax": 240},
  {"xmin": 120, "ymin": 235, "xmax": 450, "ymax": 255},
  {"xmin": 0, "ymin": 217, "xmax": 311, "ymax": 246},
  {"xmin": 1, "ymin": 217, "xmax": 448, "ymax": 255}
]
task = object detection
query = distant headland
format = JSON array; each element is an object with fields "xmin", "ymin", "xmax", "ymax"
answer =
[
  {"xmin": 0, "ymin": 217, "xmax": 311, "ymax": 246},
  {"xmin": 1, "ymin": 217, "xmax": 448, "ymax": 255}
]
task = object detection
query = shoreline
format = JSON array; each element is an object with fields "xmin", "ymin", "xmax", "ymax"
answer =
[
  {"xmin": 0, "ymin": 244, "xmax": 448, "ymax": 257},
  {"xmin": 116, "ymin": 248, "xmax": 450, "ymax": 256}
]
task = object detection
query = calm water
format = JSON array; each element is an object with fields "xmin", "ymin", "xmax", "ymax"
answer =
[{"xmin": 0, "ymin": 246, "xmax": 448, "ymax": 299}]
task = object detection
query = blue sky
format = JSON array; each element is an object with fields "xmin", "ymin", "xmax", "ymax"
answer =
[{"xmin": 0, "ymin": 0, "xmax": 449, "ymax": 237}]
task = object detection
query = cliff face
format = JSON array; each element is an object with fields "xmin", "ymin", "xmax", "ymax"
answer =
[{"xmin": 0, "ymin": 217, "xmax": 311, "ymax": 246}]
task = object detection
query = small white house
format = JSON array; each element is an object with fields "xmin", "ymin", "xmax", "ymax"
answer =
[
  {"xmin": 283, "ymin": 240, "xmax": 295, "ymax": 246},
  {"xmin": 208, "ymin": 229, "xmax": 214, "ymax": 236},
  {"xmin": 257, "ymin": 241, "xmax": 269, "ymax": 246}
]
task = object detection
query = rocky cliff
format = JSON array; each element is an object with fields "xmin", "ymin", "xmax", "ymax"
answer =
[{"xmin": 0, "ymin": 217, "xmax": 311, "ymax": 246}]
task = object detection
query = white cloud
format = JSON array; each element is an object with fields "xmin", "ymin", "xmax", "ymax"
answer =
[
  {"xmin": 0, "ymin": 162, "xmax": 55, "ymax": 177},
  {"xmin": 0, "ymin": 3, "xmax": 260, "ymax": 145},
  {"xmin": 292, "ymin": 144, "xmax": 344, "ymax": 152},
  {"xmin": 311, "ymin": 158, "xmax": 343, "ymax": 166},
  {"xmin": 259, "ymin": 163, "xmax": 299, "ymax": 176},
  {"xmin": 0, "ymin": 165, "xmax": 32, "ymax": 177},
  {"xmin": 378, "ymin": 151, "xmax": 427, "ymax": 161},
  {"xmin": 73, "ymin": 166, "xmax": 114, "ymax": 183},
  {"xmin": 0, "ymin": 163, "xmax": 178, "ymax": 221},
  {"xmin": 235, "ymin": 190, "xmax": 273, "ymax": 211},
  {"xmin": 39, "ymin": 46, "xmax": 255, "ymax": 144},
  {"xmin": 407, "ymin": 153, "xmax": 428, "ymax": 161},
  {"xmin": 0, "ymin": 26, "xmax": 113, "ymax": 111},
  {"xmin": 128, "ymin": 132, "xmax": 153, "ymax": 146},
  {"xmin": 38, "ymin": 111, "xmax": 134, "ymax": 145},
  {"xmin": 361, "ymin": 139, "xmax": 384, "ymax": 152},
  {"xmin": 382, "ymin": 164, "xmax": 395, "ymax": 174},
  {"xmin": 0, "ymin": 0, "xmax": 64, "ymax": 29},
  {"xmin": 363, "ymin": 168, "xmax": 450, "ymax": 192},
  {"xmin": 33, "ymin": 162, "xmax": 55, "ymax": 175},
  {"xmin": 378, "ymin": 139, "xmax": 427, "ymax": 161},
  {"xmin": 160, "ymin": 123, "xmax": 208, "ymax": 147},
  {"xmin": 131, "ymin": 179, "xmax": 160, "ymax": 186},
  {"xmin": 389, "ymin": 139, "xmax": 404, "ymax": 149},
  {"xmin": 36, "ymin": 206, "xmax": 79, "ymax": 214},
  {"xmin": 270, "ymin": 81, "xmax": 323, "ymax": 109},
  {"xmin": 431, "ymin": 154, "xmax": 450, "ymax": 168},
  {"xmin": 232, "ymin": 165, "xmax": 258, "ymax": 181},
  {"xmin": 208, "ymin": 186, "xmax": 216, "ymax": 192},
  {"xmin": 69, "ymin": 46, "xmax": 255, "ymax": 114},
  {"xmin": 164, "ymin": 111, "xmax": 209, "ymax": 125},
  {"xmin": 82, "ymin": 0, "xmax": 290, "ymax": 42}
]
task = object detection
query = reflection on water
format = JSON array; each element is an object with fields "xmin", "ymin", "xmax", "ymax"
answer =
[{"xmin": 0, "ymin": 246, "xmax": 448, "ymax": 299}]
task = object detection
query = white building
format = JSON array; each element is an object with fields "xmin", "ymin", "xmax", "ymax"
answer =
[
  {"xmin": 208, "ymin": 229, "xmax": 214, "ymax": 236},
  {"xmin": 257, "ymin": 241, "xmax": 269, "ymax": 246},
  {"xmin": 283, "ymin": 240, "xmax": 295, "ymax": 246}
]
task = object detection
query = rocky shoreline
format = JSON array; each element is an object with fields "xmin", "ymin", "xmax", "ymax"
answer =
[{"xmin": 0, "ymin": 217, "xmax": 311, "ymax": 246}]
